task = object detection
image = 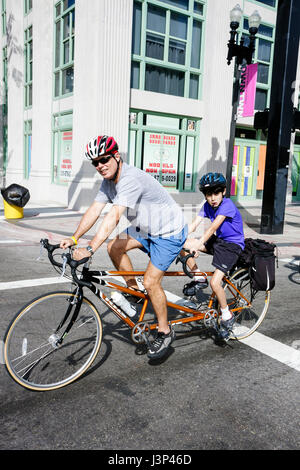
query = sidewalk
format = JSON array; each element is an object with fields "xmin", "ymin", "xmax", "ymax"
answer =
[{"xmin": 0, "ymin": 197, "xmax": 300, "ymax": 260}]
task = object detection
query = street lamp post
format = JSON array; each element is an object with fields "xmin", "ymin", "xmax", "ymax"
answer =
[{"xmin": 225, "ymin": 5, "xmax": 261, "ymax": 198}]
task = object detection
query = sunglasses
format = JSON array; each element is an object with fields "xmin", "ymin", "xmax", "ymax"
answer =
[{"xmin": 91, "ymin": 155, "xmax": 114, "ymax": 167}]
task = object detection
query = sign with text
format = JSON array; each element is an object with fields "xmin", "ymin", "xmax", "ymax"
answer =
[
  {"xmin": 237, "ymin": 63, "xmax": 258, "ymax": 118},
  {"xmin": 143, "ymin": 132, "xmax": 179, "ymax": 188}
]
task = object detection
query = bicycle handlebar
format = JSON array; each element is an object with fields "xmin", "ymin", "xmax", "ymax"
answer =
[
  {"xmin": 40, "ymin": 239, "xmax": 91, "ymax": 287},
  {"xmin": 40, "ymin": 239, "xmax": 196, "ymax": 283},
  {"xmin": 175, "ymin": 250, "xmax": 195, "ymax": 279}
]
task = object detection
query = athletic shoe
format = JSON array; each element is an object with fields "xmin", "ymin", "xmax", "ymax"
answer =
[
  {"xmin": 147, "ymin": 326, "xmax": 176, "ymax": 360},
  {"xmin": 218, "ymin": 313, "xmax": 235, "ymax": 340},
  {"xmin": 183, "ymin": 279, "xmax": 208, "ymax": 296}
]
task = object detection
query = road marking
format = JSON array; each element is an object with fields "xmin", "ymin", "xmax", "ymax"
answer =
[
  {"xmin": 0, "ymin": 277, "xmax": 70, "ymax": 290},
  {"xmin": 0, "ymin": 275, "xmax": 299, "ymax": 373},
  {"xmin": 162, "ymin": 288, "xmax": 300, "ymax": 373},
  {"xmin": 0, "ymin": 240, "xmax": 23, "ymax": 244},
  {"xmin": 240, "ymin": 332, "xmax": 300, "ymax": 372}
]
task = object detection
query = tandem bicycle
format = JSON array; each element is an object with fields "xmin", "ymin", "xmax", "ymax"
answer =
[{"xmin": 3, "ymin": 239, "xmax": 271, "ymax": 391}]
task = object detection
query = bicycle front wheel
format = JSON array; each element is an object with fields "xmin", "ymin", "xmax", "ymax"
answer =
[
  {"xmin": 224, "ymin": 268, "xmax": 270, "ymax": 340},
  {"xmin": 4, "ymin": 291, "xmax": 103, "ymax": 391}
]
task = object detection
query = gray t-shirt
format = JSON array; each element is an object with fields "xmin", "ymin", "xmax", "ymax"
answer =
[{"xmin": 95, "ymin": 163, "xmax": 185, "ymax": 237}]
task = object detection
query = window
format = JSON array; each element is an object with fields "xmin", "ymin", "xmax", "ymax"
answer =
[
  {"xmin": 24, "ymin": 0, "xmax": 32, "ymax": 15},
  {"xmin": 131, "ymin": 0, "xmax": 205, "ymax": 99},
  {"xmin": 242, "ymin": 19, "xmax": 275, "ymax": 111},
  {"xmin": 1, "ymin": 0, "xmax": 6, "ymax": 35},
  {"xmin": 24, "ymin": 26, "xmax": 33, "ymax": 108},
  {"xmin": 52, "ymin": 112, "xmax": 73, "ymax": 185},
  {"xmin": 252, "ymin": 0, "xmax": 276, "ymax": 7},
  {"xmin": 24, "ymin": 120, "xmax": 32, "ymax": 179},
  {"xmin": 54, "ymin": 0, "xmax": 75, "ymax": 98},
  {"xmin": 129, "ymin": 110, "xmax": 200, "ymax": 191}
]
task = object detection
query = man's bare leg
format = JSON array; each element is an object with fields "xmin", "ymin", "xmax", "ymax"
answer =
[
  {"xmin": 107, "ymin": 235, "xmax": 143, "ymax": 289},
  {"xmin": 143, "ymin": 262, "xmax": 169, "ymax": 334}
]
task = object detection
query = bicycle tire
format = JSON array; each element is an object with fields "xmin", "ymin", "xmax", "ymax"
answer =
[
  {"xmin": 4, "ymin": 291, "xmax": 103, "ymax": 391},
  {"xmin": 224, "ymin": 268, "xmax": 270, "ymax": 340}
]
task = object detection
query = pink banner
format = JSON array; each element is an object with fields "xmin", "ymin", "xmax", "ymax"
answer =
[{"xmin": 237, "ymin": 63, "xmax": 258, "ymax": 118}]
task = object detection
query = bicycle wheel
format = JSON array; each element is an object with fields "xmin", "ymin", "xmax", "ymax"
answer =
[
  {"xmin": 224, "ymin": 268, "xmax": 270, "ymax": 340},
  {"xmin": 4, "ymin": 291, "xmax": 103, "ymax": 391}
]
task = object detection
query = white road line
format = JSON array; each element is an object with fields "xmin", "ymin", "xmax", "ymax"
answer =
[
  {"xmin": 0, "ymin": 240, "xmax": 23, "ymax": 244},
  {"xmin": 0, "ymin": 277, "xmax": 70, "ymax": 290},
  {"xmin": 240, "ymin": 332, "xmax": 300, "ymax": 372},
  {"xmin": 163, "ymin": 289, "xmax": 300, "ymax": 373},
  {"xmin": 0, "ymin": 275, "xmax": 299, "ymax": 373}
]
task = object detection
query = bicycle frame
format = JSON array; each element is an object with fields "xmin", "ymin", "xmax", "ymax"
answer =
[
  {"xmin": 77, "ymin": 267, "xmax": 251, "ymax": 334},
  {"xmin": 39, "ymin": 239, "xmax": 251, "ymax": 338}
]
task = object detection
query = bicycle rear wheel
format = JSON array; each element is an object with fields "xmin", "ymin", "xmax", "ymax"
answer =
[
  {"xmin": 224, "ymin": 268, "xmax": 270, "ymax": 340},
  {"xmin": 4, "ymin": 291, "xmax": 102, "ymax": 391}
]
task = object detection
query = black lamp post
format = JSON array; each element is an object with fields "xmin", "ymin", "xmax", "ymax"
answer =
[{"xmin": 225, "ymin": 4, "xmax": 261, "ymax": 198}]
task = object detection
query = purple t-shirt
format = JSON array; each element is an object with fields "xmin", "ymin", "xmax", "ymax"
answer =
[{"xmin": 199, "ymin": 197, "xmax": 245, "ymax": 249}]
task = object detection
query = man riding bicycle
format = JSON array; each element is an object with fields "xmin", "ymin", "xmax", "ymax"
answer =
[{"xmin": 60, "ymin": 135, "xmax": 188, "ymax": 360}]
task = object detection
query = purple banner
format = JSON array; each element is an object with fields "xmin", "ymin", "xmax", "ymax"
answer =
[{"xmin": 237, "ymin": 63, "xmax": 258, "ymax": 118}]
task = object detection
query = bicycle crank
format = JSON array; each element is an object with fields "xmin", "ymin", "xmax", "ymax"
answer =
[
  {"xmin": 131, "ymin": 322, "xmax": 151, "ymax": 345},
  {"xmin": 203, "ymin": 309, "xmax": 218, "ymax": 328}
]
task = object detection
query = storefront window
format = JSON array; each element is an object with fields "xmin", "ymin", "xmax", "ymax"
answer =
[
  {"xmin": 52, "ymin": 112, "xmax": 73, "ymax": 185},
  {"xmin": 129, "ymin": 111, "xmax": 200, "ymax": 192}
]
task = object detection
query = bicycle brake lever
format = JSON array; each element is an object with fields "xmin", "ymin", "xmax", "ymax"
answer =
[
  {"xmin": 61, "ymin": 254, "xmax": 68, "ymax": 278},
  {"xmin": 36, "ymin": 240, "xmax": 45, "ymax": 261}
]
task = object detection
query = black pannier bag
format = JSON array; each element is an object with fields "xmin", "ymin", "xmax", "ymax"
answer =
[{"xmin": 237, "ymin": 238, "xmax": 277, "ymax": 291}]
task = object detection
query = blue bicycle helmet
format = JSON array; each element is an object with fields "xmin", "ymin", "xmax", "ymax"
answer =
[{"xmin": 199, "ymin": 172, "xmax": 226, "ymax": 193}]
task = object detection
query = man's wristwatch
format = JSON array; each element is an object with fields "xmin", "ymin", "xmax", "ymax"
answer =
[{"xmin": 86, "ymin": 245, "xmax": 94, "ymax": 255}]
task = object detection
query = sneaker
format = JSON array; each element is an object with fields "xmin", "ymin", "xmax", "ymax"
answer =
[
  {"xmin": 147, "ymin": 326, "xmax": 176, "ymax": 360},
  {"xmin": 218, "ymin": 313, "xmax": 235, "ymax": 340},
  {"xmin": 183, "ymin": 279, "xmax": 208, "ymax": 296}
]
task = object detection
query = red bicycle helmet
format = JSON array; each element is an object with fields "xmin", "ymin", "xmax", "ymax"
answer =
[{"xmin": 85, "ymin": 135, "xmax": 119, "ymax": 160}]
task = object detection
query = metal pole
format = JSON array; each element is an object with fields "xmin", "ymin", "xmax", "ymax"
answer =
[
  {"xmin": 226, "ymin": 60, "xmax": 241, "ymax": 198},
  {"xmin": 260, "ymin": 0, "xmax": 300, "ymax": 234}
]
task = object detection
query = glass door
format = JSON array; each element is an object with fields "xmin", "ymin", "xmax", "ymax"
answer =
[{"xmin": 230, "ymin": 140, "xmax": 259, "ymax": 202}]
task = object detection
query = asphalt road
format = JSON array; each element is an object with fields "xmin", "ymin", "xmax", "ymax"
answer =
[{"xmin": 0, "ymin": 238, "xmax": 300, "ymax": 453}]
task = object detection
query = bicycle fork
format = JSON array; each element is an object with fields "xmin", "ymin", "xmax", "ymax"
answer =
[{"xmin": 54, "ymin": 287, "xmax": 84, "ymax": 346}]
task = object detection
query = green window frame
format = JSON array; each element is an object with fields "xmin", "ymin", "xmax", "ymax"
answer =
[
  {"xmin": 24, "ymin": 0, "xmax": 32, "ymax": 15},
  {"xmin": 52, "ymin": 111, "xmax": 73, "ymax": 185},
  {"xmin": 24, "ymin": 25, "xmax": 33, "ymax": 108},
  {"xmin": 247, "ymin": 0, "xmax": 277, "ymax": 10},
  {"xmin": 241, "ymin": 18, "xmax": 275, "ymax": 111},
  {"xmin": 131, "ymin": 0, "xmax": 206, "ymax": 100},
  {"xmin": 1, "ymin": 0, "xmax": 6, "ymax": 35},
  {"xmin": 24, "ymin": 120, "xmax": 32, "ymax": 179},
  {"xmin": 54, "ymin": 0, "xmax": 75, "ymax": 98},
  {"xmin": 129, "ymin": 109, "xmax": 200, "ymax": 192}
]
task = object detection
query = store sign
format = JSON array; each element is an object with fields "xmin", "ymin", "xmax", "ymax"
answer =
[
  {"xmin": 237, "ymin": 63, "xmax": 258, "ymax": 118},
  {"xmin": 143, "ymin": 132, "xmax": 178, "ymax": 188},
  {"xmin": 60, "ymin": 131, "xmax": 73, "ymax": 181}
]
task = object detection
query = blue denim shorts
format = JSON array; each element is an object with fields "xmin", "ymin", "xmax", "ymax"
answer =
[{"xmin": 126, "ymin": 225, "xmax": 188, "ymax": 272}]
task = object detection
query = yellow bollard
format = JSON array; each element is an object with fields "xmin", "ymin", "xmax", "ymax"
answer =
[{"xmin": 3, "ymin": 199, "xmax": 24, "ymax": 219}]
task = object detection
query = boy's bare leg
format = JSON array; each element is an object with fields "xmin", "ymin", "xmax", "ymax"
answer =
[{"xmin": 209, "ymin": 269, "xmax": 227, "ymax": 309}]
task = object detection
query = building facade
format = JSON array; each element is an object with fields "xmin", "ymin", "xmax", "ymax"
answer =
[{"xmin": 0, "ymin": 0, "xmax": 299, "ymax": 210}]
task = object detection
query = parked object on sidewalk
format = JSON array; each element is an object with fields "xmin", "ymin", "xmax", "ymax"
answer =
[{"xmin": 1, "ymin": 183, "xmax": 30, "ymax": 219}]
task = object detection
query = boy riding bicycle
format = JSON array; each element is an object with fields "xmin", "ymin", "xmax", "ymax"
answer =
[{"xmin": 184, "ymin": 172, "xmax": 245, "ymax": 339}]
